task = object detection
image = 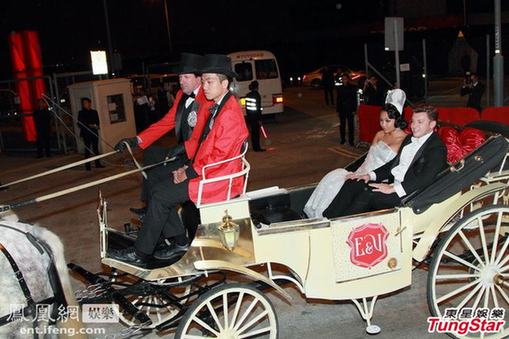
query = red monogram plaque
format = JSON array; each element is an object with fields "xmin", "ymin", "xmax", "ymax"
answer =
[{"xmin": 346, "ymin": 223, "xmax": 389, "ymax": 269}]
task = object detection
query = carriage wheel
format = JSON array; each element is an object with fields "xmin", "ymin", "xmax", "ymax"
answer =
[
  {"xmin": 427, "ymin": 205, "xmax": 509, "ymax": 338},
  {"xmin": 175, "ymin": 283, "xmax": 278, "ymax": 339}
]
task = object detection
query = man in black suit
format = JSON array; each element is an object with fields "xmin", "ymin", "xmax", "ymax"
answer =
[
  {"xmin": 78, "ymin": 97, "xmax": 104, "ymax": 170},
  {"xmin": 336, "ymin": 74, "xmax": 358, "ymax": 146},
  {"xmin": 323, "ymin": 106, "xmax": 447, "ymax": 218},
  {"xmin": 460, "ymin": 73, "xmax": 485, "ymax": 112}
]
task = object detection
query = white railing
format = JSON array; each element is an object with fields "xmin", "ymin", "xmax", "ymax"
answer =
[{"xmin": 196, "ymin": 141, "xmax": 250, "ymax": 207}]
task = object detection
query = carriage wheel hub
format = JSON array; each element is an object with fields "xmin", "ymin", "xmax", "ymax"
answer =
[{"xmin": 479, "ymin": 264, "xmax": 498, "ymax": 287}]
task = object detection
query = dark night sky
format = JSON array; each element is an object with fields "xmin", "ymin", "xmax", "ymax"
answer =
[
  {"xmin": 0, "ymin": 0, "xmax": 391, "ymax": 76},
  {"xmin": 0, "ymin": 0, "xmax": 507, "ymax": 78}
]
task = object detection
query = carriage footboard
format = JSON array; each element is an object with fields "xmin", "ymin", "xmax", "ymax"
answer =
[{"xmin": 68, "ymin": 263, "xmax": 152, "ymax": 325}]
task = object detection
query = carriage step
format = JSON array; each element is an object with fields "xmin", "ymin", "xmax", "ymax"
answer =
[{"xmin": 68, "ymin": 263, "xmax": 109, "ymax": 285}]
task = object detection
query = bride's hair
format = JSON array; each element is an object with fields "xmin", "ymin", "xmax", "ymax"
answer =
[{"xmin": 383, "ymin": 103, "xmax": 407, "ymax": 129}]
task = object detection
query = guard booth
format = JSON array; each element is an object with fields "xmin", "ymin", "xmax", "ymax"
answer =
[{"xmin": 68, "ymin": 78, "xmax": 136, "ymax": 153}]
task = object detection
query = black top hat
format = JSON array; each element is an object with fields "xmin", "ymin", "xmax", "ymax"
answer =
[
  {"xmin": 201, "ymin": 54, "xmax": 237, "ymax": 79},
  {"xmin": 178, "ymin": 53, "xmax": 203, "ymax": 74}
]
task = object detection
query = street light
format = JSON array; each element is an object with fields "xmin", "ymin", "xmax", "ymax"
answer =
[
  {"xmin": 163, "ymin": 0, "xmax": 172, "ymax": 55},
  {"xmin": 145, "ymin": 0, "xmax": 172, "ymax": 55},
  {"xmin": 102, "ymin": 0, "xmax": 113, "ymax": 76},
  {"xmin": 494, "ymin": 0, "xmax": 504, "ymax": 106}
]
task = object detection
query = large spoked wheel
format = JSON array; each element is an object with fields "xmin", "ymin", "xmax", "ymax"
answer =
[
  {"xmin": 176, "ymin": 283, "xmax": 278, "ymax": 339},
  {"xmin": 427, "ymin": 205, "xmax": 509, "ymax": 338}
]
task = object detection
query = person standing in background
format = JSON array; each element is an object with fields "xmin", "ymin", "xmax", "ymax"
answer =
[
  {"xmin": 33, "ymin": 98, "xmax": 52, "ymax": 158},
  {"xmin": 321, "ymin": 66, "xmax": 335, "ymax": 106},
  {"xmin": 336, "ymin": 73, "xmax": 358, "ymax": 146},
  {"xmin": 78, "ymin": 97, "xmax": 104, "ymax": 170},
  {"xmin": 460, "ymin": 73, "xmax": 485, "ymax": 112},
  {"xmin": 245, "ymin": 80, "xmax": 265, "ymax": 152},
  {"xmin": 363, "ymin": 75, "xmax": 385, "ymax": 106}
]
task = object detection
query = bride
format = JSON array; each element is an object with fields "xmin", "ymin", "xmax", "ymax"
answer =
[{"xmin": 304, "ymin": 89, "xmax": 408, "ymax": 218}]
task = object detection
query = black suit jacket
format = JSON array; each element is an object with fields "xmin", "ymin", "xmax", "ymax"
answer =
[
  {"xmin": 77, "ymin": 109, "xmax": 100, "ymax": 140},
  {"xmin": 336, "ymin": 84, "xmax": 358, "ymax": 113},
  {"xmin": 374, "ymin": 132, "xmax": 447, "ymax": 197}
]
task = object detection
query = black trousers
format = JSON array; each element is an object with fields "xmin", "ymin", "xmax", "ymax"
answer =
[
  {"xmin": 323, "ymin": 180, "xmax": 401, "ymax": 218},
  {"xmin": 247, "ymin": 116, "xmax": 262, "ymax": 151},
  {"xmin": 82, "ymin": 135, "xmax": 100, "ymax": 169},
  {"xmin": 140, "ymin": 146, "xmax": 186, "ymax": 202},
  {"xmin": 135, "ymin": 172, "xmax": 190, "ymax": 255},
  {"xmin": 338, "ymin": 110, "xmax": 354, "ymax": 145},
  {"xmin": 324, "ymin": 87, "xmax": 334, "ymax": 105},
  {"xmin": 36, "ymin": 130, "xmax": 51, "ymax": 157}
]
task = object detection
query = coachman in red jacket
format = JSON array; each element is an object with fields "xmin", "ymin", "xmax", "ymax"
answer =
[
  {"xmin": 116, "ymin": 53, "xmax": 212, "ymax": 214},
  {"xmin": 112, "ymin": 54, "xmax": 248, "ymax": 267}
]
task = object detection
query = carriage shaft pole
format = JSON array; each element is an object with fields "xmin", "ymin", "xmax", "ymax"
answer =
[
  {"xmin": 0, "ymin": 158, "xmax": 175, "ymax": 212},
  {"xmin": 0, "ymin": 151, "xmax": 118, "ymax": 189}
]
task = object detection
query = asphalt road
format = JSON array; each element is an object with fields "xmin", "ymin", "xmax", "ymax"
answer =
[{"xmin": 0, "ymin": 87, "xmax": 447, "ymax": 338}]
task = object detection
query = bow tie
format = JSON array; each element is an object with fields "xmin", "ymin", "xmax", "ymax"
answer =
[
  {"xmin": 185, "ymin": 92, "xmax": 195, "ymax": 100},
  {"xmin": 209, "ymin": 103, "xmax": 219, "ymax": 115}
]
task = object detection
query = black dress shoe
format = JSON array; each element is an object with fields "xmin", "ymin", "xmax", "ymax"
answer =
[
  {"xmin": 153, "ymin": 242, "xmax": 189, "ymax": 260},
  {"xmin": 108, "ymin": 247, "xmax": 147, "ymax": 267}
]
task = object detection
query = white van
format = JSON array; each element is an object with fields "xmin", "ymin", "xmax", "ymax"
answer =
[{"xmin": 228, "ymin": 50, "xmax": 284, "ymax": 115}]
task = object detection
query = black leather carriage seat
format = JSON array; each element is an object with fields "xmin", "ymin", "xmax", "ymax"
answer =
[
  {"xmin": 403, "ymin": 135, "xmax": 509, "ymax": 214},
  {"xmin": 249, "ymin": 192, "xmax": 303, "ymax": 225}
]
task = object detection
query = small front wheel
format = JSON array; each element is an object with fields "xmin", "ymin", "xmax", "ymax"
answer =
[{"xmin": 176, "ymin": 283, "xmax": 278, "ymax": 338}]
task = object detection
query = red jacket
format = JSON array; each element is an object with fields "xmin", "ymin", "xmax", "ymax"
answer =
[
  {"xmin": 137, "ymin": 87, "xmax": 211, "ymax": 158},
  {"xmin": 186, "ymin": 93, "xmax": 249, "ymax": 204}
]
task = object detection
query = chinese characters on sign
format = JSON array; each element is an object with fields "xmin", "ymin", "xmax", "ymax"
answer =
[
  {"xmin": 6, "ymin": 303, "xmax": 118, "ymax": 323},
  {"xmin": 428, "ymin": 307, "xmax": 506, "ymax": 336}
]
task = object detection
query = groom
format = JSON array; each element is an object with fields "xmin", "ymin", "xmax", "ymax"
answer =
[{"xmin": 323, "ymin": 105, "xmax": 447, "ymax": 218}]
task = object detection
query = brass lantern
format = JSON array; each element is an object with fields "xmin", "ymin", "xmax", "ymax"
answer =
[{"xmin": 218, "ymin": 210, "xmax": 240, "ymax": 251}]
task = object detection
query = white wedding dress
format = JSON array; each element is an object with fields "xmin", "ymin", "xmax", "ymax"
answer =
[{"xmin": 304, "ymin": 141, "xmax": 397, "ymax": 218}]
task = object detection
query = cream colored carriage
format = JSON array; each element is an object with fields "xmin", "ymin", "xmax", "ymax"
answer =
[{"xmin": 68, "ymin": 132, "xmax": 509, "ymax": 339}]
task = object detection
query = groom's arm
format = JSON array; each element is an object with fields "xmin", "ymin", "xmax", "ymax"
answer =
[{"xmin": 372, "ymin": 158, "xmax": 396, "ymax": 182}]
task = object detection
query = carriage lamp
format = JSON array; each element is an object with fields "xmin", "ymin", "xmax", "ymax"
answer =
[{"xmin": 218, "ymin": 210, "xmax": 240, "ymax": 251}]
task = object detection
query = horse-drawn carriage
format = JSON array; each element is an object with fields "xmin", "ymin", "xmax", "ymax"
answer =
[{"xmin": 3, "ymin": 123, "xmax": 509, "ymax": 338}]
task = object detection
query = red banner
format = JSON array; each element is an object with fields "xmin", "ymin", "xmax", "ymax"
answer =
[{"xmin": 8, "ymin": 30, "xmax": 46, "ymax": 142}]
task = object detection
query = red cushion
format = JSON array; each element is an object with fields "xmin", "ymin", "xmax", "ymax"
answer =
[
  {"xmin": 438, "ymin": 126, "xmax": 486, "ymax": 163},
  {"xmin": 459, "ymin": 127, "xmax": 486, "ymax": 154},
  {"xmin": 438, "ymin": 127, "xmax": 463, "ymax": 163},
  {"xmin": 437, "ymin": 107, "xmax": 480, "ymax": 126},
  {"xmin": 481, "ymin": 107, "xmax": 509, "ymax": 125}
]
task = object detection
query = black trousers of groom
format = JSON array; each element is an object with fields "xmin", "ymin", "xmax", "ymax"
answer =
[{"xmin": 323, "ymin": 180, "xmax": 401, "ymax": 218}]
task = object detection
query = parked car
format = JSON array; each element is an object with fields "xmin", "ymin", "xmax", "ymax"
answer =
[{"xmin": 302, "ymin": 65, "xmax": 366, "ymax": 87}]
